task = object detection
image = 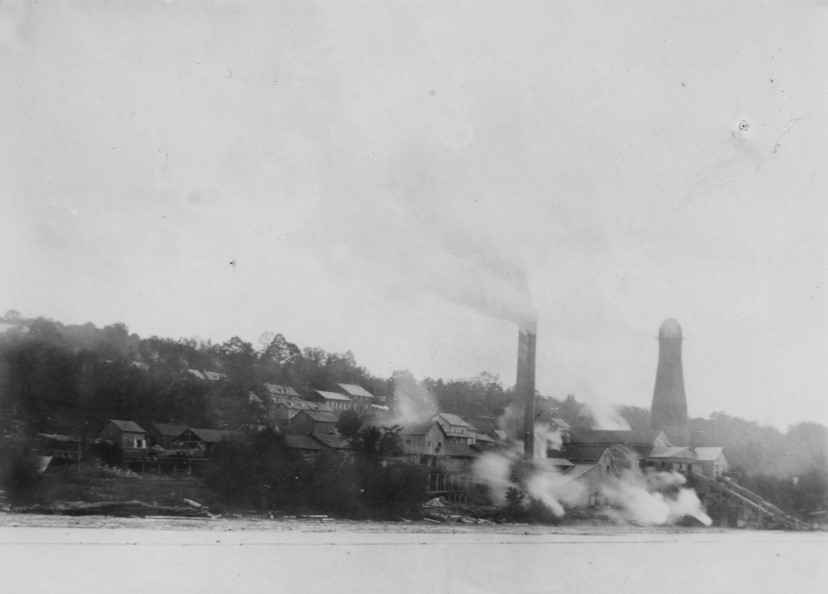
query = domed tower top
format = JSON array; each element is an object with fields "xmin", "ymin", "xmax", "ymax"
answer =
[{"xmin": 658, "ymin": 318, "xmax": 683, "ymax": 340}]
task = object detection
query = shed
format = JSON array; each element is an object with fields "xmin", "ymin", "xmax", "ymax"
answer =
[
  {"xmin": 148, "ymin": 423, "xmax": 188, "ymax": 450},
  {"xmin": 174, "ymin": 428, "xmax": 237, "ymax": 455},
  {"xmin": 291, "ymin": 410, "xmax": 339, "ymax": 436},
  {"xmin": 100, "ymin": 420, "xmax": 148, "ymax": 451},
  {"xmin": 284, "ymin": 434, "xmax": 327, "ymax": 460},
  {"xmin": 312, "ymin": 433, "xmax": 351, "ymax": 451},
  {"xmin": 399, "ymin": 420, "xmax": 445, "ymax": 456}
]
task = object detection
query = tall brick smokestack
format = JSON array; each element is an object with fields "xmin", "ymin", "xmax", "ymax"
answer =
[
  {"xmin": 516, "ymin": 324, "xmax": 537, "ymax": 460},
  {"xmin": 651, "ymin": 318, "xmax": 689, "ymax": 446}
]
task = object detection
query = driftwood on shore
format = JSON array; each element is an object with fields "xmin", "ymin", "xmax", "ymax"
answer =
[{"xmin": 11, "ymin": 500, "xmax": 214, "ymax": 518}]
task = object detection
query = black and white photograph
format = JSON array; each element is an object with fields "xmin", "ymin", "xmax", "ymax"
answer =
[{"xmin": 1, "ymin": 1, "xmax": 826, "ymax": 592}]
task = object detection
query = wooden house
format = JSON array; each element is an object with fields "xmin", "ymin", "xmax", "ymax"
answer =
[
  {"xmin": 100, "ymin": 419, "xmax": 148, "ymax": 451},
  {"xmin": 147, "ymin": 423, "xmax": 188, "ymax": 450},
  {"xmin": 433, "ymin": 413, "xmax": 478, "ymax": 446},
  {"xmin": 284, "ymin": 434, "xmax": 327, "ymax": 461},
  {"xmin": 692, "ymin": 447, "xmax": 728, "ymax": 478},
  {"xmin": 174, "ymin": 428, "xmax": 237, "ymax": 455},
  {"xmin": 266, "ymin": 396, "xmax": 332, "ymax": 428},
  {"xmin": 290, "ymin": 410, "xmax": 339, "ymax": 436},
  {"xmin": 399, "ymin": 421, "xmax": 445, "ymax": 457}
]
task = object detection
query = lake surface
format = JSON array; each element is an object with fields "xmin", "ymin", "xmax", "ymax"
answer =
[{"xmin": 0, "ymin": 515, "xmax": 825, "ymax": 593}]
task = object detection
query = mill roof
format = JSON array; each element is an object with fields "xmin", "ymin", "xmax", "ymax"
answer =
[
  {"xmin": 648, "ymin": 446, "xmax": 694, "ymax": 459},
  {"xmin": 187, "ymin": 428, "xmax": 236, "ymax": 443},
  {"xmin": 299, "ymin": 410, "xmax": 338, "ymax": 424},
  {"xmin": 108, "ymin": 420, "xmax": 146, "ymax": 433},
  {"xmin": 398, "ymin": 421, "xmax": 437, "ymax": 436},
  {"xmin": 433, "ymin": 413, "xmax": 473, "ymax": 428},
  {"xmin": 335, "ymin": 384, "xmax": 374, "ymax": 398},
  {"xmin": 313, "ymin": 434, "xmax": 350, "ymax": 450},
  {"xmin": 284, "ymin": 435, "xmax": 326, "ymax": 451},
  {"xmin": 152, "ymin": 423, "xmax": 188, "ymax": 437},
  {"xmin": 264, "ymin": 384, "xmax": 300, "ymax": 398},
  {"xmin": 315, "ymin": 390, "xmax": 351, "ymax": 402},
  {"xmin": 564, "ymin": 464, "xmax": 600, "ymax": 480},
  {"xmin": 270, "ymin": 397, "xmax": 331, "ymax": 411},
  {"xmin": 563, "ymin": 444, "xmax": 611, "ymax": 463}
]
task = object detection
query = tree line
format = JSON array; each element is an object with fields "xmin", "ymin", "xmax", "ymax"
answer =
[{"xmin": 1, "ymin": 311, "xmax": 825, "ymax": 515}]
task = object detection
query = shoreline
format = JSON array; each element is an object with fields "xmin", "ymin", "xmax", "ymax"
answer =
[{"xmin": 0, "ymin": 511, "xmax": 788, "ymax": 535}]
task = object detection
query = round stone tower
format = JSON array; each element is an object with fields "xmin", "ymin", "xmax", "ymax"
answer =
[{"xmin": 651, "ymin": 318, "xmax": 689, "ymax": 446}]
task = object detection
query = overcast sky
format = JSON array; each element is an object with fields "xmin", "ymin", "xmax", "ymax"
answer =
[{"xmin": 1, "ymin": 1, "xmax": 826, "ymax": 429}]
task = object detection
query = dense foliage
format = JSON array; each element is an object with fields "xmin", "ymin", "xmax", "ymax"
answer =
[
  {"xmin": 204, "ymin": 428, "xmax": 425, "ymax": 518},
  {"xmin": 1, "ymin": 311, "xmax": 825, "ymax": 516},
  {"xmin": 0, "ymin": 314, "xmax": 388, "ymax": 435}
]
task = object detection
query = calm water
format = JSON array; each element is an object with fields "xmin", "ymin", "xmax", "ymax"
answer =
[{"xmin": 0, "ymin": 515, "xmax": 826, "ymax": 593}]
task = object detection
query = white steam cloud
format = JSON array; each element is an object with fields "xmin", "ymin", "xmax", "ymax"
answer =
[
  {"xmin": 472, "ymin": 424, "xmax": 584, "ymax": 517},
  {"xmin": 601, "ymin": 468, "xmax": 712, "ymax": 526},
  {"xmin": 580, "ymin": 400, "xmax": 631, "ymax": 431},
  {"xmin": 473, "ymin": 422, "xmax": 712, "ymax": 526},
  {"xmin": 390, "ymin": 374, "xmax": 438, "ymax": 427}
]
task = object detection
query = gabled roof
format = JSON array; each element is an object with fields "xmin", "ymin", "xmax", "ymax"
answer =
[
  {"xmin": 563, "ymin": 464, "xmax": 599, "ymax": 480},
  {"xmin": 108, "ymin": 420, "xmax": 146, "ymax": 433},
  {"xmin": 152, "ymin": 423, "xmax": 187, "ymax": 437},
  {"xmin": 693, "ymin": 447, "xmax": 725, "ymax": 461},
  {"xmin": 535, "ymin": 458, "xmax": 575, "ymax": 471},
  {"xmin": 299, "ymin": 410, "xmax": 338, "ymax": 423},
  {"xmin": 270, "ymin": 397, "xmax": 332, "ymax": 412},
  {"xmin": 563, "ymin": 444, "xmax": 611, "ymax": 463},
  {"xmin": 465, "ymin": 416, "xmax": 498, "ymax": 434},
  {"xmin": 284, "ymin": 435, "xmax": 326, "ymax": 451},
  {"xmin": 399, "ymin": 421, "xmax": 439, "ymax": 436},
  {"xmin": 203, "ymin": 371, "xmax": 227, "ymax": 381},
  {"xmin": 648, "ymin": 446, "xmax": 694, "ymax": 459},
  {"xmin": 335, "ymin": 384, "xmax": 374, "ymax": 398},
  {"xmin": 312, "ymin": 434, "xmax": 350, "ymax": 450},
  {"xmin": 433, "ymin": 413, "xmax": 473, "ymax": 428},
  {"xmin": 248, "ymin": 391, "xmax": 264, "ymax": 404},
  {"xmin": 315, "ymin": 390, "xmax": 351, "ymax": 402},
  {"xmin": 264, "ymin": 384, "xmax": 300, "ymax": 398},
  {"xmin": 186, "ymin": 428, "xmax": 236, "ymax": 443}
]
